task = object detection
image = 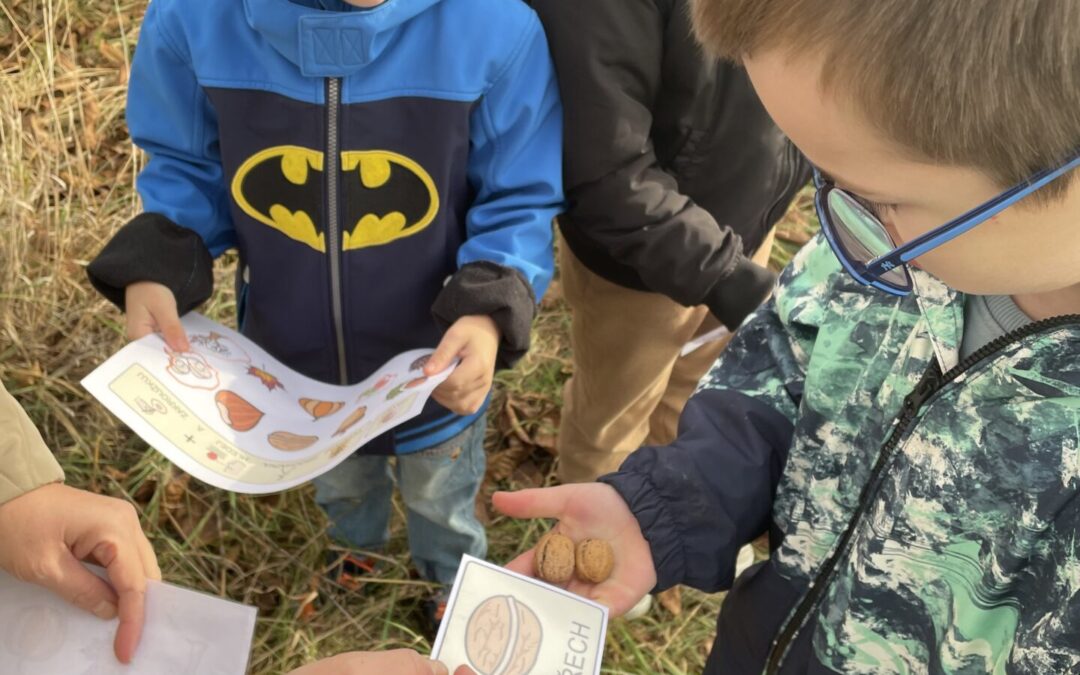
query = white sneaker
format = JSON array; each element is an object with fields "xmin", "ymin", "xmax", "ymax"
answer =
[
  {"xmin": 734, "ymin": 544, "xmax": 756, "ymax": 579},
  {"xmin": 623, "ymin": 593, "xmax": 653, "ymax": 620}
]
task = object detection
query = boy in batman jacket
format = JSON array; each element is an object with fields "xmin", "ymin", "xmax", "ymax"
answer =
[{"xmin": 87, "ymin": 0, "xmax": 562, "ymax": 621}]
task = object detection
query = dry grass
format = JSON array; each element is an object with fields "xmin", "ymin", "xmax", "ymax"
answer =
[{"xmin": 0, "ymin": 1, "xmax": 817, "ymax": 673}]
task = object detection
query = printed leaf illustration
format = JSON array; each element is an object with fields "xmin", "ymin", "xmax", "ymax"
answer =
[{"xmin": 247, "ymin": 366, "xmax": 285, "ymax": 391}]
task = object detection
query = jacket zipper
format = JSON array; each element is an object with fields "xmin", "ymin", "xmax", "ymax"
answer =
[
  {"xmin": 764, "ymin": 312, "xmax": 1080, "ymax": 674},
  {"xmin": 326, "ymin": 77, "xmax": 349, "ymax": 384}
]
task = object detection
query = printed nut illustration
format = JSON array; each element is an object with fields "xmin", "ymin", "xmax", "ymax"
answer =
[
  {"xmin": 267, "ymin": 431, "xmax": 318, "ymax": 452},
  {"xmin": 575, "ymin": 539, "xmax": 615, "ymax": 583},
  {"xmin": 300, "ymin": 398, "xmax": 344, "ymax": 420},
  {"xmin": 215, "ymin": 390, "xmax": 264, "ymax": 432},
  {"xmin": 465, "ymin": 595, "xmax": 542, "ymax": 675},
  {"xmin": 534, "ymin": 531, "xmax": 575, "ymax": 584}
]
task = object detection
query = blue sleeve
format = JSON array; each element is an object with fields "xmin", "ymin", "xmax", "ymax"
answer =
[
  {"xmin": 462, "ymin": 14, "xmax": 562, "ymax": 298},
  {"xmin": 600, "ymin": 297, "xmax": 809, "ymax": 593},
  {"xmin": 126, "ymin": 1, "xmax": 235, "ymax": 256}
]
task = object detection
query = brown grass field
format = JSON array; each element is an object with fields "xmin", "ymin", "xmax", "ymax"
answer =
[{"xmin": 0, "ymin": 1, "xmax": 817, "ymax": 672}]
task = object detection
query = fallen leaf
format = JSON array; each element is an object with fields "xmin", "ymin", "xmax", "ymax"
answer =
[{"xmin": 657, "ymin": 586, "xmax": 683, "ymax": 617}]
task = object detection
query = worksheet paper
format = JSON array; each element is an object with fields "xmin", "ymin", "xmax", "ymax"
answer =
[
  {"xmin": 0, "ymin": 568, "xmax": 256, "ymax": 675},
  {"xmin": 432, "ymin": 556, "xmax": 608, "ymax": 675},
  {"xmin": 82, "ymin": 313, "xmax": 453, "ymax": 494}
]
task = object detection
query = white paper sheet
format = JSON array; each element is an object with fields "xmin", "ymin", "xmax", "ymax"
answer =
[
  {"xmin": 0, "ymin": 568, "xmax": 256, "ymax": 675},
  {"xmin": 680, "ymin": 325, "xmax": 731, "ymax": 357},
  {"xmin": 82, "ymin": 313, "xmax": 454, "ymax": 494},
  {"xmin": 432, "ymin": 556, "xmax": 608, "ymax": 675}
]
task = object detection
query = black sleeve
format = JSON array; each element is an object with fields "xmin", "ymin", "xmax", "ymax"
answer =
[
  {"xmin": 431, "ymin": 261, "xmax": 537, "ymax": 370},
  {"xmin": 599, "ymin": 387, "xmax": 793, "ymax": 593},
  {"xmin": 86, "ymin": 212, "xmax": 214, "ymax": 314},
  {"xmin": 531, "ymin": 0, "xmax": 774, "ymax": 329}
]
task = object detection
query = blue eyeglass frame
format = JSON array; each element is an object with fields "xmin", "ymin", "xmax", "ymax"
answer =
[{"xmin": 812, "ymin": 152, "xmax": 1080, "ymax": 296}]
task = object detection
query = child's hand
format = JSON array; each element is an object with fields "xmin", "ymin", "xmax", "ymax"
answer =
[
  {"xmin": 287, "ymin": 649, "xmax": 463, "ymax": 675},
  {"xmin": 424, "ymin": 315, "xmax": 500, "ymax": 415},
  {"xmin": 125, "ymin": 281, "xmax": 189, "ymax": 351},
  {"xmin": 493, "ymin": 484, "xmax": 658, "ymax": 615},
  {"xmin": 0, "ymin": 484, "xmax": 160, "ymax": 663}
]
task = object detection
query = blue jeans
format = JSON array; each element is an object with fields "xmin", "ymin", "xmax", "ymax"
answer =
[{"xmin": 314, "ymin": 419, "xmax": 487, "ymax": 585}]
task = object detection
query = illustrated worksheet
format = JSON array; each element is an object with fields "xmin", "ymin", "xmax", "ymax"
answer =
[
  {"xmin": 82, "ymin": 313, "xmax": 453, "ymax": 494},
  {"xmin": 432, "ymin": 556, "xmax": 608, "ymax": 675},
  {"xmin": 0, "ymin": 567, "xmax": 256, "ymax": 675}
]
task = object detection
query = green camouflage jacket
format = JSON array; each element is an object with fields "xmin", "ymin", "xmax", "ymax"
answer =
[{"xmin": 604, "ymin": 234, "xmax": 1080, "ymax": 674}]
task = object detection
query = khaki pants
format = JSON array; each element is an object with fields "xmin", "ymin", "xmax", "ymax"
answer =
[{"xmin": 556, "ymin": 231, "xmax": 775, "ymax": 483}]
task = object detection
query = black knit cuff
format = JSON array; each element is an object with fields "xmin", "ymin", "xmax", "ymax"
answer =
[
  {"xmin": 87, "ymin": 213, "xmax": 214, "ymax": 314},
  {"xmin": 431, "ymin": 262, "xmax": 537, "ymax": 370},
  {"xmin": 704, "ymin": 256, "xmax": 776, "ymax": 331}
]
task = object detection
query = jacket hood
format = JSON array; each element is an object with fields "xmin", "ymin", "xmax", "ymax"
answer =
[{"xmin": 244, "ymin": 0, "xmax": 443, "ymax": 77}]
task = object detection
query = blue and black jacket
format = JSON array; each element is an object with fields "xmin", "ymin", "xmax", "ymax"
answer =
[{"xmin": 89, "ymin": 0, "xmax": 562, "ymax": 454}]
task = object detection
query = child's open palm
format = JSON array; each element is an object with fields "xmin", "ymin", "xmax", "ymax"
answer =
[{"xmin": 493, "ymin": 484, "xmax": 657, "ymax": 616}]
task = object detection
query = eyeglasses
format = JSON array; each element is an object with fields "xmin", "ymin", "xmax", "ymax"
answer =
[{"xmin": 812, "ymin": 152, "xmax": 1080, "ymax": 296}]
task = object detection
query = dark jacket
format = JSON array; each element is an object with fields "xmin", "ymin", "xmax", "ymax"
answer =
[
  {"xmin": 87, "ymin": 0, "xmax": 563, "ymax": 454},
  {"xmin": 601, "ymin": 237, "xmax": 1080, "ymax": 673},
  {"xmin": 531, "ymin": 0, "xmax": 809, "ymax": 330}
]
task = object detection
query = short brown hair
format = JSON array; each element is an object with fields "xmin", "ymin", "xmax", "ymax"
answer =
[{"xmin": 691, "ymin": 0, "xmax": 1080, "ymax": 199}]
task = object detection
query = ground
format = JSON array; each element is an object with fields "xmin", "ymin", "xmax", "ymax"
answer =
[{"xmin": 0, "ymin": 2, "xmax": 817, "ymax": 672}]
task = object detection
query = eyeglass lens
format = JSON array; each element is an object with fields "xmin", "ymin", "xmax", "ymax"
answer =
[{"xmin": 825, "ymin": 189, "xmax": 910, "ymax": 287}]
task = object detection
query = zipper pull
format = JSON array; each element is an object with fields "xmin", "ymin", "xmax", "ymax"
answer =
[{"xmin": 903, "ymin": 362, "xmax": 942, "ymax": 412}]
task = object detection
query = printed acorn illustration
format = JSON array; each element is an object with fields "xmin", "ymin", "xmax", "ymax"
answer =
[
  {"xmin": 215, "ymin": 390, "xmax": 264, "ymax": 432},
  {"xmin": 299, "ymin": 398, "xmax": 344, "ymax": 420}
]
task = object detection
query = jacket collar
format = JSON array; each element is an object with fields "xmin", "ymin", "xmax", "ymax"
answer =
[
  {"xmin": 911, "ymin": 269, "xmax": 964, "ymax": 373},
  {"xmin": 244, "ymin": 0, "xmax": 442, "ymax": 77}
]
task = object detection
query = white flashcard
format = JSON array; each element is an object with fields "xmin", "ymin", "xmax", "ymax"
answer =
[
  {"xmin": 0, "ymin": 567, "xmax": 256, "ymax": 675},
  {"xmin": 432, "ymin": 556, "xmax": 608, "ymax": 675},
  {"xmin": 82, "ymin": 313, "xmax": 454, "ymax": 494}
]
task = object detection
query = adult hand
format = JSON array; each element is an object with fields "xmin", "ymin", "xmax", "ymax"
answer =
[
  {"xmin": 0, "ymin": 483, "xmax": 161, "ymax": 663},
  {"xmin": 493, "ymin": 483, "xmax": 657, "ymax": 616},
  {"xmin": 425, "ymin": 315, "xmax": 499, "ymax": 415},
  {"xmin": 125, "ymin": 281, "xmax": 189, "ymax": 351},
  {"xmin": 287, "ymin": 649, "xmax": 475, "ymax": 675}
]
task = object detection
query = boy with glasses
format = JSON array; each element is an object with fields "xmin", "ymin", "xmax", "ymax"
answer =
[{"xmin": 494, "ymin": 0, "xmax": 1080, "ymax": 672}]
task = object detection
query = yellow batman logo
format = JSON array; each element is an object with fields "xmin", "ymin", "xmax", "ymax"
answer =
[{"xmin": 231, "ymin": 146, "xmax": 440, "ymax": 253}]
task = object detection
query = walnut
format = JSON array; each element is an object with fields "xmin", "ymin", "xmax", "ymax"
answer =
[
  {"xmin": 575, "ymin": 539, "xmax": 615, "ymax": 583},
  {"xmin": 534, "ymin": 531, "xmax": 575, "ymax": 584}
]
